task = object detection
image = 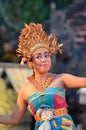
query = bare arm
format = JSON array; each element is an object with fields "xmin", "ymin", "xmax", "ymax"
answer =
[
  {"xmin": 0, "ymin": 87, "xmax": 28, "ymax": 125},
  {"xmin": 62, "ymin": 74, "xmax": 86, "ymax": 88}
]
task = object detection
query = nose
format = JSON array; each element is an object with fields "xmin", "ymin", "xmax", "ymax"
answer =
[{"xmin": 41, "ymin": 56, "xmax": 47, "ymax": 62}]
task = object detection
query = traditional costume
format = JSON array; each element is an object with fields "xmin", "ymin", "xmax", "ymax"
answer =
[{"xmin": 16, "ymin": 23, "xmax": 76, "ymax": 130}]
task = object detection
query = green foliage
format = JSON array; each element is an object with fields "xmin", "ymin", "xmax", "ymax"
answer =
[
  {"xmin": 5, "ymin": 0, "xmax": 50, "ymax": 27},
  {"xmin": 0, "ymin": 0, "xmax": 73, "ymax": 30},
  {"xmin": 0, "ymin": 0, "xmax": 73, "ymax": 58}
]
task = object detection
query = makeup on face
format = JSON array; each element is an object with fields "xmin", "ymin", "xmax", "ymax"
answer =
[{"xmin": 32, "ymin": 48, "xmax": 51, "ymax": 73}]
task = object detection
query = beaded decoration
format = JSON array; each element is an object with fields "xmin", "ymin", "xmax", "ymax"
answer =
[{"xmin": 28, "ymin": 74, "xmax": 55, "ymax": 91}]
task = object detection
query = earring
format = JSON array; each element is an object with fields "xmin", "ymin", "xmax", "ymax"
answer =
[
  {"xmin": 20, "ymin": 58, "xmax": 24, "ymax": 65},
  {"xmin": 29, "ymin": 62, "xmax": 33, "ymax": 68},
  {"xmin": 20, "ymin": 58, "xmax": 27, "ymax": 65}
]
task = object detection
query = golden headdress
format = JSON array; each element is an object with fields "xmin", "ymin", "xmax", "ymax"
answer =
[{"xmin": 16, "ymin": 23, "xmax": 63, "ymax": 65}]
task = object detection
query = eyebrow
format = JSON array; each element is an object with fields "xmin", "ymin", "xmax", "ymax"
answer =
[{"xmin": 35, "ymin": 51, "xmax": 49, "ymax": 56}]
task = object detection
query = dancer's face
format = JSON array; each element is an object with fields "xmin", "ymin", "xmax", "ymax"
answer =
[{"xmin": 31, "ymin": 48, "xmax": 51, "ymax": 74}]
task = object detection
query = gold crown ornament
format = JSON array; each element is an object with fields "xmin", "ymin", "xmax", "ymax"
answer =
[{"xmin": 16, "ymin": 23, "xmax": 63, "ymax": 65}]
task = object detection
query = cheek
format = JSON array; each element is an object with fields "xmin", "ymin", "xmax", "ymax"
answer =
[
  {"xmin": 49, "ymin": 59, "xmax": 52, "ymax": 67},
  {"xmin": 33, "ymin": 60, "xmax": 41, "ymax": 67}
]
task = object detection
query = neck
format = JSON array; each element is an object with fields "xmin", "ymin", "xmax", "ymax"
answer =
[{"xmin": 34, "ymin": 72, "xmax": 48, "ymax": 82}]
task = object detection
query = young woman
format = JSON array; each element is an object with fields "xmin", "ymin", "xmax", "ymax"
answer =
[{"xmin": 0, "ymin": 23, "xmax": 86, "ymax": 130}]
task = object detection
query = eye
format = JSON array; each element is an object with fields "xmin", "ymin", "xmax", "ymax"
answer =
[
  {"xmin": 45, "ymin": 53, "xmax": 50, "ymax": 58},
  {"xmin": 35, "ymin": 55, "xmax": 42, "ymax": 59}
]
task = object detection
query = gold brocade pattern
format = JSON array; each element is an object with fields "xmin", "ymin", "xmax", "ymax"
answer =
[
  {"xmin": 28, "ymin": 74, "xmax": 55, "ymax": 91},
  {"xmin": 61, "ymin": 118, "xmax": 73, "ymax": 130}
]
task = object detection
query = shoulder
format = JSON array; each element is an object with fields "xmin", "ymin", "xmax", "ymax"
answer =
[
  {"xmin": 19, "ymin": 78, "xmax": 32, "ymax": 95},
  {"xmin": 54, "ymin": 73, "xmax": 65, "ymax": 79},
  {"xmin": 18, "ymin": 81, "xmax": 32, "ymax": 101}
]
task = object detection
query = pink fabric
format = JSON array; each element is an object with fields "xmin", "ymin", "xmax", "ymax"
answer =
[
  {"xmin": 54, "ymin": 94, "xmax": 67, "ymax": 109},
  {"xmin": 29, "ymin": 102, "xmax": 36, "ymax": 114}
]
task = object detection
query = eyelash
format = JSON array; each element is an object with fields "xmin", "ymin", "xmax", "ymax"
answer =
[{"xmin": 35, "ymin": 54, "xmax": 50, "ymax": 59}]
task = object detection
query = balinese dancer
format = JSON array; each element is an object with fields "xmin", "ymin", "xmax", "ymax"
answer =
[{"xmin": 0, "ymin": 23, "xmax": 86, "ymax": 130}]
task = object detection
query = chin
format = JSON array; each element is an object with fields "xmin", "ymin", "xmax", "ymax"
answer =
[{"xmin": 40, "ymin": 69, "xmax": 49, "ymax": 74}]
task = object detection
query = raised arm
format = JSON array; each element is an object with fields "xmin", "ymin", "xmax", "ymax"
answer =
[
  {"xmin": 0, "ymin": 87, "xmax": 28, "ymax": 125},
  {"xmin": 62, "ymin": 74, "xmax": 86, "ymax": 88}
]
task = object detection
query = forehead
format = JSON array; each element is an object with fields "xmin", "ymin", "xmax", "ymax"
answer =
[{"xmin": 33, "ymin": 48, "xmax": 49, "ymax": 55}]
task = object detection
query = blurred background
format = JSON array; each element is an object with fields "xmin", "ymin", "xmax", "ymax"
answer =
[{"xmin": 0, "ymin": 0, "xmax": 86, "ymax": 130}]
